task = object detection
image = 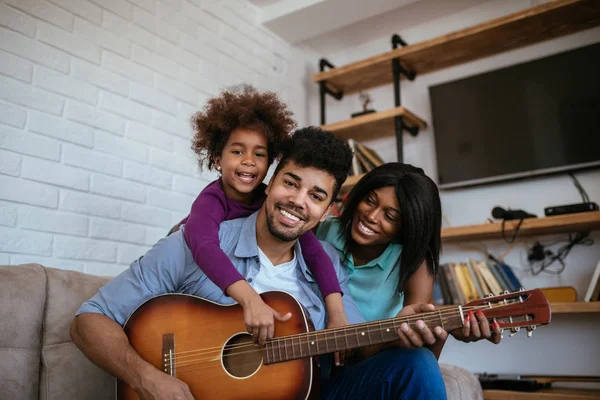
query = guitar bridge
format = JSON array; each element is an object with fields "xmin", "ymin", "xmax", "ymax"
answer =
[{"xmin": 163, "ymin": 333, "xmax": 175, "ymax": 377}]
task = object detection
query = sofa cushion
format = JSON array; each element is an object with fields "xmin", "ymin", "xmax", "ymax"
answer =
[
  {"xmin": 42, "ymin": 267, "xmax": 111, "ymax": 345},
  {"xmin": 0, "ymin": 264, "xmax": 47, "ymax": 400},
  {"xmin": 40, "ymin": 267, "xmax": 114, "ymax": 400},
  {"xmin": 441, "ymin": 363, "xmax": 483, "ymax": 400},
  {"xmin": 40, "ymin": 342, "xmax": 115, "ymax": 400}
]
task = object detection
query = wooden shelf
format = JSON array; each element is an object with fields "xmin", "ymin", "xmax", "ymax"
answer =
[
  {"xmin": 441, "ymin": 212, "xmax": 600, "ymax": 243},
  {"xmin": 484, "ymin": 388, "xmax": 600, "ymax": 399},
  {"xmin": 321, "ymin": 106, "xmax": 427, "ymax": 142},
  {"xmin": 551, "ymin": 302, "xmax": 600, "ymax": 314},
  {"xmin": 312, "ymin": 0, "xmax": 600, "ymax": 95},
  {"xmin": 341, "ymin": 174, "xmax": 365, "ymax": 192}
]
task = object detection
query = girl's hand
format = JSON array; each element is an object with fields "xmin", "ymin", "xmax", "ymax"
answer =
[
  {"xmin": 451, "ymin": 309, "xmax": 502, "ymax": 344},
  {"xmin": 326, "ymin": 311, "xmax": 350, "ymax": 366},
  {"xmin": 243, "ymin": 295, "xmax": 291, "ymax": 346},
  {"xmin": 395, "ymin": 304, "xmax": 448, "ymax": 348}
]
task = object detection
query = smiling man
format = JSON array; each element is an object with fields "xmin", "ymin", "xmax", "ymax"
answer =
[{"xmin": 70, "ymin": 127, "xmax": 446, "ymax": 400}]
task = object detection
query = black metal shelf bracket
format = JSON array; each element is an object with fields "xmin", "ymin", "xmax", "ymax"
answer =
[
  {"xmin": 391, "ymin": 34, "xmax": 418, "ymax": 162},
  {"xmin": 319, "ymin": 58, "xmax": 343, "ymax": 125}
]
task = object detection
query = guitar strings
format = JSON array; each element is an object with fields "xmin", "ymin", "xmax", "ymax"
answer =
[
  {"xmin": 170, "ymin": 302, "xmax": 510, "ymax": 359},
  {"xmin": 171, "ymin": 307, "xmax": 469, "ymax": 359},
  {"xmin": 172, "ymin": 307, "xmax": 501, "ymax": 369},
  {"xmin": 168, "ymin": 303, "xmax": 530, "ymax": 367}
]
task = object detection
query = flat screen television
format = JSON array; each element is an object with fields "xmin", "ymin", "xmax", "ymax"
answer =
[{"xmin": 429, "ymin": 42, "xmax": 600, "ymax": 189}]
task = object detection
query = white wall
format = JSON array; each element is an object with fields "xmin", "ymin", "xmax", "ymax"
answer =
[
  {"xmin": 0, "ymin": 0, "xmax": 318, "ymax": 275},
  {"xmin": 319, "ymin": 0, "xmax": 600, "ymax": 376}
]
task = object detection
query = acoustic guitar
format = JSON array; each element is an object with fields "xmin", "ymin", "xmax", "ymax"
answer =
[{"xmin": 117, "ymin": 289, "xmax": 551, "ymax": 399}]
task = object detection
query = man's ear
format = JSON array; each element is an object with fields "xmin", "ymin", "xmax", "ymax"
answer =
[
  {"xmin": 319, "ymin": 202, "xmax": 334, "ymax": 223},
  {"xmin": 264, "ymin": 175, "xmax": 275, "ymax": 195}
]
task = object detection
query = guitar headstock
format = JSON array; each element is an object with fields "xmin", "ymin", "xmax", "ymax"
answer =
[{"xmin": 465, "ymin": 288, "xmax": 551, "ymax": 338}]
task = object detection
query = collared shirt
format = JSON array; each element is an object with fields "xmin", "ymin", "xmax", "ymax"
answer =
[
  {"xmin": 76, "ymin": 211, "xmax": 365, "ymax": 331},
  {"xmin": 316, "ymin": 218, "xmax": 404, "ymax": 322}
]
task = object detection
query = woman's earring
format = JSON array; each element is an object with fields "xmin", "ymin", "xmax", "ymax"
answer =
[{"xmin": 216, "ymin": 166, "xmax": 221, "ymax": 172}]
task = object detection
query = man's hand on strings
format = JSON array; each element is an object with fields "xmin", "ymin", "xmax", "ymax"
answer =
[
  {"xmin": 136, "ymin": 367, "xmax": 196, "ymax": 400},
  {"xmin": 395, "ymin": 303, "xmax": 448, "ymax": 348}
]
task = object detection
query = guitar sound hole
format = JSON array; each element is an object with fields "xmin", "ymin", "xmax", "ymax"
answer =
[{"xmin": 222, "ymin": 333, "xmax": 263, "ymax": 379}]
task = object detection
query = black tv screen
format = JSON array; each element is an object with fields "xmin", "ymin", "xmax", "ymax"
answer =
[{"xmin": 430, "ymin": 42, "xmax": 600, "ymax": 189}]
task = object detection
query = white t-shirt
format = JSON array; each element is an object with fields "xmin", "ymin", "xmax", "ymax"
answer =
[{"xmin": 250, "ymin": 247, "xmax": 310, "ymax": 306}]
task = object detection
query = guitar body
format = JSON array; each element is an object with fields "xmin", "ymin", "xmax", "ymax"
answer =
[{"xmin": 118, "ymin": 291, "xmax": 318, "ymax": 400}]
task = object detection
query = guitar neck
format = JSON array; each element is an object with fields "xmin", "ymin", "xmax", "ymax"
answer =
[{"xmin": 264, "ymin": 307, "xmax": 464, "ymax": 364}]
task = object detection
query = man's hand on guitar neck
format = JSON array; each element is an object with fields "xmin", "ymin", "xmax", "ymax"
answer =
[
  {"xmin": 354, "ymin": 304, "xmax": 448, "ymax": 361},
  {"xmin": 394, "ymin": 303, "xmax": 448, "ymax": 354}
]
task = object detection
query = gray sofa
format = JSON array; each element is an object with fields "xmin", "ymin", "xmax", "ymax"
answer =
[{"xmin": 0, "ymin": 263, "xmax": 483, "ymax": 399}]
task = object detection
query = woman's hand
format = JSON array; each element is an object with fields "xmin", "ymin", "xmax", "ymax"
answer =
[
  {"xmin": 395, "ymin": 304, "xmax": 448, "ymax": 348},
  {"xmin": 451, "ymin": 309, "xmax": 502, "ymax": 344}
]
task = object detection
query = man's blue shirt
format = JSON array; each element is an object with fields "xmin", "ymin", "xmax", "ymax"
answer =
[{"xmin": 76, "ymin": 211, "xmax": 366, "ymax": 330}]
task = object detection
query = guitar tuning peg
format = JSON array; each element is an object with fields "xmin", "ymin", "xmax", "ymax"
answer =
[
  {"xmin": 486, "ymin": 293, "xmax": 494, "ymax": 298},
  {"xmin": 502, "ymin": 290, "xmax": 510, "ymax": 295},
  {"xmin": 527, "ymin": 330, "xmax": 533, "ymax": 338},
  {"xmin": 509, "ymin": 327, "xmax": 519, "ymax": 337},
  {"xmin": 518, "ymin": 287, "xmax": 526, "ymax": 292},
  {"xmin": 500, "ymin": 329, "xmax": 504, "ymax": 339}
]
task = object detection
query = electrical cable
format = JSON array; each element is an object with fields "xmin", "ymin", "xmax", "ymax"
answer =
[
  {"xmin": 529, "ymin": 232, "xmax": 594, "ymax": 276},
  {"xmin": 568, "ymin": 173, "xmax": 590, "ymax": 203},
  {"xmin": 501, "ymin": 218, "xmax": 524, "ymax": 244}
]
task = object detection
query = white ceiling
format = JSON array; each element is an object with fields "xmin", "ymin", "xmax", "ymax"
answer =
[{"xmin": 249, "ymin": 0, "xmax": 490, "ymax": 55}]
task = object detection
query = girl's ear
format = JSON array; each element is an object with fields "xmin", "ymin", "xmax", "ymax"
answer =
[{"xmin": 213, "ymin": 156, "xmax": 222, "ymax": 172}]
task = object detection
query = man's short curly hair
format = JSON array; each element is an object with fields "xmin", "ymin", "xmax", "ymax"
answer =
[
  {"xmin": 274, "ymin": 127, "xmax": 353, "ymax": 201},
  {"xmin": 191, "ymin": 86, "xmax": 296, "ymax": 170}
]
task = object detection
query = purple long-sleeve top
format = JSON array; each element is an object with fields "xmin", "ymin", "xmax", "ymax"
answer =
[{"xmin": 181, "ymin": 178, "xmax": 343, "ymax": 297}]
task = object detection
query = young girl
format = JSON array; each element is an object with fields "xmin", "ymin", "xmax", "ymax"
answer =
[{"xmin": 175, "ymin": 87, "xmax": 349, "ymax": 351}]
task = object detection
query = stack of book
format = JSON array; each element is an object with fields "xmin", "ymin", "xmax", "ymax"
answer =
[
  {"xmin": 347, "ymin": 139, "xmax": 385, "ymax": 176},
  {"xmin": 432, "ymin": 259, "xmax": 523, "ymax": 305}
]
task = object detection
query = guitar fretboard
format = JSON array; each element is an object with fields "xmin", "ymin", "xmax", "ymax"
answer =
[{"xmin": 263, "ymin": 309, "xmax": 463, "ymax": 364}]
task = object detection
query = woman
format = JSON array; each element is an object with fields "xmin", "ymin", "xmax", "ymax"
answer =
[{"xmin": 317, "ymin": 162, "xmax": 502, "ymax": 355}]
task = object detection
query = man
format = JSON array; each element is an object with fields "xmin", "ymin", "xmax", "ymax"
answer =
[{"xmin": 71, "ymin": 127, "xmax": 447, "ymax": 399}]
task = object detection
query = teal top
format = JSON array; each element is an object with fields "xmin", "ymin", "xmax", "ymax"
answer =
[{"xmin": 316, "ymin": 218, "xmax": 404, "ymax": 322}]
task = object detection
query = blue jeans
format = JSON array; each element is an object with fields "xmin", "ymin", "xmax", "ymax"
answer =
[{"xmin": 320, "ymin": 347, "xmax": 447, "ymax": 400}]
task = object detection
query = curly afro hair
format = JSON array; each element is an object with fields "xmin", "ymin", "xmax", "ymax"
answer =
[
  {"xmin": 274, "ymin": 126, "xmax": 353, "ymax": 201},
  {"xmin": 191, "ymin": 86, "xmax": 296, "ymax": 171}
]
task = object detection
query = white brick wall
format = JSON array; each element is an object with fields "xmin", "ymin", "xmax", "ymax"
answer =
[{"xmin": 0, "ymin": 0, "xmax": 305, "ymax": 276}]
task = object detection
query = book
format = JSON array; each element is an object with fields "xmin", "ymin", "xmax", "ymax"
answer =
[
  {"xmin": 347, "ymin": 139, "xmax": 362, "ymax": 176},
  {"xmin": 436, "ymin": 267, "xmax": 453, "ymax": 305},
  {"xmin": 448, "ymin": 263, "xmax": 466, "ymax": 305},
  {"xmin": 475, "ymin": 261, "xmax": 503, "ymax": 295},
  {"xmin": 355, "ymin": 142, "xmax": 384, "ymax": 168},
  {"xmin": 488, "ymin": 262, "xmax": 511, "ymax": 291},
  {"xmin": 432, "ymin": 279, "xmax": 444, "ymax": 305},
  {"xmin": 467, "ymin": 259, "xmax": 485, "ymax": 298},
  {"xmin": 441, "ymin": 264, "xmax": 461, "ymax": 305},
  {"xmin": 471, "ymin": 260, "xmax": 491, "ymax": 296},
  {"xmin": 584, "ymin": 260, "xmax": 600, "ymax": 302},
  {"xmin": 497, "ymin": 262, "xmax": 523, "ymax": 291},
  {"xmin": 455, "ymin": 263, "xmax": 478, "ymax": 302}
]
